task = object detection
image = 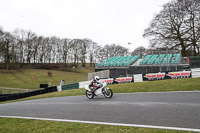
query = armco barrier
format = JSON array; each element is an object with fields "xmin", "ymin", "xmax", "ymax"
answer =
[
  {"xmin": 0, "ymin": 86, "xmax": 57, "ymax": 102},
  {"xmin": 62, "ymin": 83, "xmax": 79, "ymax": 91}
]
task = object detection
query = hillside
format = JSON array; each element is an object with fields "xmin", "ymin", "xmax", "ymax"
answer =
[{"xmin": 0, "ymin": 67, "xmax": 94, "ymax": 90}]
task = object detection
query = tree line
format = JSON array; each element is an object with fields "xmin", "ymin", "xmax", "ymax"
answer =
[{"xmin": 0, "ymin": 27, "xmax": 129, "ymax": 70}]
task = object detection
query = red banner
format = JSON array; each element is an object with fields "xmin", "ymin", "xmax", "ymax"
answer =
[
  {"xmin": 166, "ymin": 71, "xmax": 191, "ymax": 79},
  {"xmin": 99, "ymin": 78, "xmax": 114, "ymax": 84},
  {"xmin": 144, "ymin": 73, "xmax": 165, "ymax": 80},
  {"xmin": 115, "ymin": 77, "xmax": 133, "ymax": 83}
]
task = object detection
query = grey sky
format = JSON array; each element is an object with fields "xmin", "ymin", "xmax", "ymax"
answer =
[{"xmin": 0, "ymin": 0, "xmax": 171, "ymax": 51}]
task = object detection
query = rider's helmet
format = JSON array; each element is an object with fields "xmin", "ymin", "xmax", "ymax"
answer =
[{"xmin": 94, "ymin": 76, "xmax": 100, "ymax": 81}]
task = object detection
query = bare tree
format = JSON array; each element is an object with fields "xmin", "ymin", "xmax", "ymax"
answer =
[
  {"xmin": 143, "ymin": 0, "xmax": 200, "ymax": 56},
  {"xmin": 101, "ymin": 44, "xmax": 129, "ymax": 59},
  {"xmin": 23, "ymin": 30, "xmax": 36, "ymax": 64},
  {"xmin": 1, "ymin": 32, "xmax": 15, "ymax": 69},
  {"xmin": 13, "ymin": 29, "xmax": 26, "ymax": 63},
  {"xmin": 89, "ymin": 42, "xmax": 99, "ymax": 67},
  {"xmin": 131, "ymin": 46, "xmax": 146, "ymax": 57},
  {"xmin": 79, "ymin": 39, "xmax": 92, "ymax": 67},
  {"xmin": 182, "ymin": 0, "xmax": 200, "ymax": 55},
  {"xmin": 0, "ymin": 26, "xmax": 4, "ymax": 63},
  {"xmin": 70, "ymin": 39, "xmax": 81, "ymax": 66}
]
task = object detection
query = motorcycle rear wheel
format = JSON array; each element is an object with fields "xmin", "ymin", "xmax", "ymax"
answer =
[
  {"xmin": 103, "ymin": 89, "xmax": 113, "ymax": 98},
  {"xmin": 86, "ymin": 90, "xmax": 94, "ymax": 99}
]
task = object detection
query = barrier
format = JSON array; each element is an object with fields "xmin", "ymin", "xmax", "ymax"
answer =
[
  {"xmin": 0, "ymin": 86, "xmax": 57, "ymax": 102},
  {"xmin": 62, "ymin": 83, "xmax": 79, "ymax": 91},
  {"xmin": 79, "ymin": 81, "xmax": 91, "ymax": 88},
  {"xmin": 143, "ymin": 71, "xmax": 191, "ymax": 81},
  {"xmin": 133, "ymin": 74, "xmax": 143, "ymax": 82},
  {"xmin": 192, "ymin": 68, "xmax": 200, "ymax": 78}
]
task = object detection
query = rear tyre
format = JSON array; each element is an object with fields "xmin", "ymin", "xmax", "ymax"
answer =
[
  {"xmin": 86, "ymin": 90, "xmax": 94, "ymax": 99},
  {"xmin": 103, "ymin": 88, "xmax": 113, "ymax": 98}
]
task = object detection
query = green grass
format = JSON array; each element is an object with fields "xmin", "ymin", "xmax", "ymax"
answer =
[
  {"xmin": 111, "ymin": 78, "xmax": 200, "ymax": 93},
  {"xmin": 0, "ymin": 67, "xmax": 94, "ymax": 89},
  {"xmin": 1, "ymin": 77, "xmax": 200, "ymax": 104},
  {"xmin": 0, "ymin": 88, "xmax": 29, "ymax": 94},
  {"xmin": 0, "ymin": 118, "xmax": 193, "ymax": 133}
]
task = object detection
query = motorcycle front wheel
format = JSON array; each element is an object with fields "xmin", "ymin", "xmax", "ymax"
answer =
[
  {"xmin": 103, "ymin": 88, "xmax": 113, "ymax": 98},
  {"xmin": 86, "ymin": 90, "xmax": 94, "ymax": 99}
]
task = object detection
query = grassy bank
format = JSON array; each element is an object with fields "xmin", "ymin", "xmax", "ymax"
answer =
[
  {"xmin": 0, "ymin": 88, "xmax": 30, "ymax": 94},
  {"xmin": 1, "ymin": 77, "xmax": 200, "ymax": 104},
  {"xmin": 0, "ymin": 68, "xmax": 94, "ymax": 89},
  {"xmin": 0, "ymin": 118, "xmax": 192, "ymax": 133},
  {"xmin": 111, "ymin": 78, "xmax": 200, "ymax": 93}
]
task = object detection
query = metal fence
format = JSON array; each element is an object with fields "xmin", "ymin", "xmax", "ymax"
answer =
[
  {"xmin": 189, "ymin": 56, "xmax": 200, "ymax": 68},
  {"xmin": 88, "ymin": 70, "xmax": 110, "ymax": 80}
]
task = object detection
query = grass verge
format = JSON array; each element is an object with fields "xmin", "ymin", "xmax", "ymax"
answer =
[
  {"xmin": 0, "ymin": 118, "xmax": 193, "ymax": 133},
  {"xmin": 111, "ymin": 78, "xmax": 200, "ymax": 93},
  {"xmin": 1, "ymin": 78, "xmax": 200, "ymax": 104}
]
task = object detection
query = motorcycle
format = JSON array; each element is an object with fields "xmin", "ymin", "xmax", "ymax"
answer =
[{"xmin": 85, "ymin": 82, "xmax": 113, "ymax": 99}]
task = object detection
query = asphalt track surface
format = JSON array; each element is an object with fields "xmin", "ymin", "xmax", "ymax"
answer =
[{"xmin": 0, "ymin": 91, "xmax": 200, "ymax": 131}]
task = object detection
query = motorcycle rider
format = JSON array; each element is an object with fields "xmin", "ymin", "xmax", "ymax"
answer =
[{"xmin": 89, "ymin": 76, "xmax": 102, "ymax": 93}]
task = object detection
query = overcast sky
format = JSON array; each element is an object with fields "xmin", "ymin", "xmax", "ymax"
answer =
[{"xmin": 0, "ymin": 0, "xmax": 171, "ymax": 51}]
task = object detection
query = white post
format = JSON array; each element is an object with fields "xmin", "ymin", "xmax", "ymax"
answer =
[{"xmin": 57, "ymin": 80, "xmax": 64, "ymax": 91}]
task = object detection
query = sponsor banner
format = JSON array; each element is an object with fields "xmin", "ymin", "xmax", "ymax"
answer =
[
  {"xmin": 166, "ymin": 71, "xmax": 191, "ymax": 79},
  {"xmin": 99, "ymin": 78, "xmax": 114, "ymax": 84},
  {"xmin": 144, "ymin": 73, "xmax": 165, "ymax": 80},
  {"xmin": 115, "ymin": 77, "xmax": 133, "ymax": 83}
]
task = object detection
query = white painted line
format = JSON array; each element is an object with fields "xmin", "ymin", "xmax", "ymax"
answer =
[
  {"xmin": 118, "ymin": 91, "xmax": 200, "ymax": 95},
  {"xmin": 1, "ymin": 116, "xmax": 200, "ymax": 132}
]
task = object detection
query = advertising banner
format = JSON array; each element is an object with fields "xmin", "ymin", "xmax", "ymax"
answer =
[
  {"xmin": 115, "ymin": 77, "xmax": 133, "ymax": 83},
  {"xmin": 166, "ymin": 71, "xmax": 191, "ymax": 79},
  {"xmin": 144, "ymin": 73, "xmax": 165, "ymax": 80},
  {"xmin": 99, "ymin": 78, "xmax": 114, "ymax": 84}
]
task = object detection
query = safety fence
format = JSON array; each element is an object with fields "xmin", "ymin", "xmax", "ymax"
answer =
[
  {"xmin": 0, "ymin": 89, "xmax": 31, "ymax": 95},
  {"xmin": 0, "ymin": 86, "xmax": 57, "ymax": 102},
  {"xmin": 189, "ymin": 56, "xmax": 200, "ymax": 68},
  {"xmin": 61, "ymin": 83, "xmax": 79, "ymax": 91}
]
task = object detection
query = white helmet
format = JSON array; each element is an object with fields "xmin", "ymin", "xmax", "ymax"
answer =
[{"xmin": 94, "ymin": 76, "xmax": 100, "ymax": 81}]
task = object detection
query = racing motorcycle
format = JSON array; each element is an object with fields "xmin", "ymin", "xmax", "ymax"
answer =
[{"xmin": 85, "ymin": 82, "xmax": 113, "ymax": 99}]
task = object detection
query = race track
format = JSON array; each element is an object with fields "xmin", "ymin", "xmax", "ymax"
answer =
[{"xmin": 0, "ymin": 91, "xmax": 200, "ymax": 132}]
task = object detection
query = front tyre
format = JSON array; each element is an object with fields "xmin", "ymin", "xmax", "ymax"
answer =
[
  {"xmin": 86, "ymin": 90, "xmax": 94, "ymax": 99},
  {"xmin": 103, "ymin": 88, "xmax": 113, "ymax": 98}
]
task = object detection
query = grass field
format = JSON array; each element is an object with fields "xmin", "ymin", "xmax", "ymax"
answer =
[
  {"xmin": 0, "ymin": 117, "xmax": 192, "ymax": 133},
  {"xmin": 0, "ymin": 67, "xmax": 94, "ymax": 89}
]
